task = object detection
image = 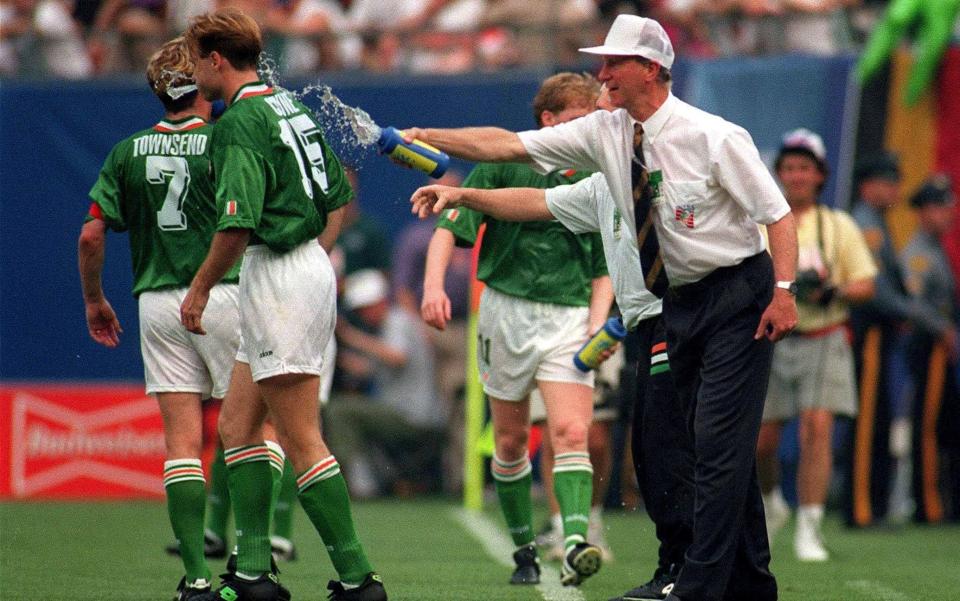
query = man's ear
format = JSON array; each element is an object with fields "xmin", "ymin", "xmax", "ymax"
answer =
[
  {"xmin": 208, "ymin": 50, "xmax": 224, "ymax": 70},
  {"xmin": 540, "ymin": 110, "xmax": 555, "ymax": 127}
]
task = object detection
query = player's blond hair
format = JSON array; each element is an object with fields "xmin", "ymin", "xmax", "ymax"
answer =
[
  {"xmin": 146, "ymin": 37, "xmax": 197, "ymax": 112},
  {"xmin": 532, "ymin": 72, "xmax": 601, "ymax": 127},
  {"xmin": 185, "ymin": 8, "xmax": 262, "ymax": 70}
]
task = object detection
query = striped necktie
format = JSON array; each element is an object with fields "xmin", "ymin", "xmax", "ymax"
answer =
[{"xmin": 632, "ymin": 123, "xmax": 669, "ymax": 297}]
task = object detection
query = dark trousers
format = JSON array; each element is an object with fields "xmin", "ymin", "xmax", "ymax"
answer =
[
  {"xmin": 907, "ymin": 335, "xmax": 960, "ymax": 522},
  {"xmin": 632, "ymin": 314, "xmax": 694, "ymax": 572},
  {"xmin": 663, "ymin": 252, "xmax": 778, "ymax": 601},
  {"xmin": 845, "ymin": 320, "xmax": 897, "ymax": 526}
]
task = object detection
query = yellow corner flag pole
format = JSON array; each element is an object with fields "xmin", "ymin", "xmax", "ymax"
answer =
[{"xmin": 463, "ymin": 224, "xmax": 487, "ymax": 511}]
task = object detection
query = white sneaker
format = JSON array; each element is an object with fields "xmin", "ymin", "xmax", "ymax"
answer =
[
  {"xmin": 794, "ymin": 505, "xmax": 829, "ymax": 562},
  {"xmin": 763, "ymin": 488, "xmax": 790, "ymax": 544}
]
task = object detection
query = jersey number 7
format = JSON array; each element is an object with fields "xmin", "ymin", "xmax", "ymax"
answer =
[{"xmin": 148, "ymin": 155, "xmax": 191, "ymax": 231}]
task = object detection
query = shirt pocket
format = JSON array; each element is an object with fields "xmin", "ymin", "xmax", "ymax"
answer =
[{"xmin": 659, "ymin": 179, "xmax": 710, "ymax": 232}]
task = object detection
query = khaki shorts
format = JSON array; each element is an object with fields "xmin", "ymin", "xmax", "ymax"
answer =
[
  {"xmin": 237, "ymin": 241, "xmax": 336, "ymax": 383},
  {"xmin": 477, "ymin": 287, "xmax": 594, "ymax": 402},
  {"xmin": 764, "ymin": 327, "xmax": 858, "ymax": 421},
  {"xmin": 139, "ymin": 283, "xmax": 239, "ymax": 398}
]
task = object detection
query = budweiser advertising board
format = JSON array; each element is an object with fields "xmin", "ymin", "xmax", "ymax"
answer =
[{"xmin": 0, "ymin": 384, "xmax": 166, "ymax": 499}]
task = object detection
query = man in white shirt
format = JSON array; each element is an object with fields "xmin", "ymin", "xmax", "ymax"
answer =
[
  {"xmin": 412, "ymin": 170, "xmax": 695, "ymax": 601},
  {"xmin": 404, "ymin": 14, "xmax": 798, "ymax": 601}
]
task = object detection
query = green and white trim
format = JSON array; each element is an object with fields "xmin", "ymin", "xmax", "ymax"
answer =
[
  {"xmin": 491, "ymin": 454, "xmax": 532, "ymax": 483},
  {"xmin": 296, "ymin": 456, "xmax": 341, "ymax": 493},
  {"xmin": 553, "ymin": 452, "xmax": 593, "ymax": 474},
  {"xmin": 163, "ymin": 458, "xmax": 205, "ymax": 487}
]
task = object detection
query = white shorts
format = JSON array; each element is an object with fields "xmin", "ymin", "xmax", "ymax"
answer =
[
  {"xmin": 139, "ymin": 283, "xmax": 240, "ymax": 398},
  {"xmin": 530, "ymin": 342, "xmax": 623, "ymax": 423},
  {"xmin": 318, "ymin": 335, "xmax": 336, "ymax": 405},
  {"xmin": 477, "ymin": 287, "xmax": 594, "ymax": 402},
  {"xmin": 236, "ymin": 241, "xmax": 336, "ymax": 383}
]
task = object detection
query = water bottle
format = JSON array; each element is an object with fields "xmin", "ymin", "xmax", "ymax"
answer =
[
  {"xmin": 377, "ymin": 126, "xmax": 450, "ymax": 178},
  {"xmin": 573, "ymin": 317, "xmax": 627, "ymax": 372}
]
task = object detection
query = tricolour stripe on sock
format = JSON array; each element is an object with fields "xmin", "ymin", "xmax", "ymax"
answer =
[
  {"xmin": 224, "ymin": 445, "xmax": 271, "ymax": 468},
  {"xmin": 163, "ymin": 459, "xmax": 204, "ymax": 487},
  {"xmin": 296, "ymin": 456, "xmax": 340, "ymax": 493},
  {"xmin": 553, "ymin": 452, "xmax": 593, "ymax": 474},
  {"xmin": 264, "ymin": 440, "xmax": 285, "ymax": 474},
  {"xmin": 651, "ymin": 342, "xmax": 670, "ymax": 375},
  {"xmin": 491, "ymin": 453, "xmax": 531, "ymax": 482}
]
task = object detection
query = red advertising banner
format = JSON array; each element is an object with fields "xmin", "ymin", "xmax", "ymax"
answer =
[{"xmin": 0, "ymin": 384, "xmax": 166, "ymax": 499}]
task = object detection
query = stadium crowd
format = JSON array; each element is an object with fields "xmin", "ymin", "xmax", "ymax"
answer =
[{"xmin": 1, "ymin": 0, "xmax": 905, "ymax": 78}]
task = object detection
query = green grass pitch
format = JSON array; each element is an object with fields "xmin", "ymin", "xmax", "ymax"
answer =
[{"xmin": 2, "ymin": 498, "xmax": 959, "ymax": 600}]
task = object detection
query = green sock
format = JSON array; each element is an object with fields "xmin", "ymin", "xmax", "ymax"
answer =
[
  {"xmin": 553, "ymin": 452, "xmax": 593, "ymax": 550},
  {"xmin": 265, "ymin": 441, "xmax": 286, "ymax": 526},
  {"xmin": 164, "ymin": 459, "xmax": 211, "ymax": 584},
  {"xmin": 297, "ymin": 456, "xmax": 373, "ymax": 583},
  {"xmin": 224, "ymin": 445, "xmax": 274, "ymax": 575},
  {"xmin": 273, "ymin": 460, "xmax": 298, "ymax": 541},
  {"xmin": 205, "ymin": 446, "xmax": 230, "ymax": 543},
  {"xmin": 491, "ymin": 454, "xmax": 534, "ymax": 547}
]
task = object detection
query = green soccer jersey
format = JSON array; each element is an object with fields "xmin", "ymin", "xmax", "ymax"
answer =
[
  {"xmin": 88, "ymin": 116, "xmax": 240, "ymax": 297},
  {"xmin": 437, "ymin": 162, "xmax": 607, "ymax": 307},
  {"xmin": 212, "ymin": 82, "xmax": 352, "ymax": 252}
]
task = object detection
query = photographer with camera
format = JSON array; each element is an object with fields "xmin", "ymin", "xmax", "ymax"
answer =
[{"xmin": 756, "ymin": 129, "xmax": 877, "ymax": 562}]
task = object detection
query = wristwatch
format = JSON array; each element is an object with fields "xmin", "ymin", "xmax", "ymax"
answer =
[{"xmin": 776, "ymin": 280, "xmax": 798, "ymax": 295}]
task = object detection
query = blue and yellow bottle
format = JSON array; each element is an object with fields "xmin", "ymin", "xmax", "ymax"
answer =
[
  {"xmin": 377, "ymin": 126, "xmax": 450, "ymax": 178},
  {"xmin": 573, "ymin": 317, "xmax": 627, "ymax": 372}
]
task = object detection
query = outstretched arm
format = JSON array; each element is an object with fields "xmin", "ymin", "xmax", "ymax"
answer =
[
  {"xmin": 401, "ymin": 127, "xmax": 530, "ymax": 163},
  {"xmin": 411, "ymin": 185, "xmax": 552, "ymax": 221}
]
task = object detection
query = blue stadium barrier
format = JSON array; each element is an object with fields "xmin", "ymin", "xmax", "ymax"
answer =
[{"xmin": 0, "ymin": 55, "xmax": 856, "ymax": 381}]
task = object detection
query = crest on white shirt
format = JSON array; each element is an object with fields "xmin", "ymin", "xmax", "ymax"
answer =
[{"xmin": 674, "ymin": 204, "xmax": 696, "ymax": 229}]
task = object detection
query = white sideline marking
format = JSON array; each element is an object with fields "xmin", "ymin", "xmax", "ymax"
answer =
[
  {"xmin": 845, "ymin": 580, "xmax": 911, "ymax": 601},
  {"xmin": 451, "ymin": 507, "xmax": 586, "ymax": 601}
]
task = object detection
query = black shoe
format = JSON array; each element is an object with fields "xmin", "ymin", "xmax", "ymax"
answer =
[
  {"xmin": 326, "ymin": 572, "xmax": 387, "ymax": 601},
  {"xmin": 510, "ymin": 544, "xmax": 541, "ymax": 585},
  {"xmin": 173, "ymin": 576, "xmax": 211, "ymax": 601},
  {"xmin": 200, "ymin": 572, "xmax": 291, "ymax": 601},
  {"xmin": 270, "ymin": 535, "xmax": 298, "ymax": 561},
  {"xmin": 560, "ymin": 542, "xmax": 602, "ymax": 586},
  {"xmin": 226, "ymin": 552, "xmax": 280, "ymax": 576},
  {"xmin": 166, "ymin": 531, "xmax": 229, "ymax": 559},
  {"xmin": 610, "ymin": 565, "xmax": 679, "ymax": 601}
]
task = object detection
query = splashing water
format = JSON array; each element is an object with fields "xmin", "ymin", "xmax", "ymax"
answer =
[
  {"xmin": 257, "ymin": 53, "xmax": 282, "ymax": 88},
  {"xmin": 296, "ymin": 84, "xmax": 381, "ymax": 146},
  {"xmin": 254, "ymin": 52, "xmax": 383, "ymax": 167}
]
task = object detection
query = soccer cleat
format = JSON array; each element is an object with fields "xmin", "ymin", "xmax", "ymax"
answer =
[
  {"xmin": 173, "ymin": 576, "xmax": 211, "ymax": 601},
  {"xmin": 560, "ymin": 542, "xmax": 602, "ymax": 586},
  {"xmin": 587, "ymin": 519, "xmax": 615, "ymax": 563},
  {"xmin": 609, "ymin": 565, "xmax": 679, "ymax": 600},
  {"xmin": 326, "ymin": 572, "xmax": 388, "ymax": 601},
  {"xmin": 226, "ymin": 552, "xmax": 280, "ymax": 576},
  {"xmin": 198, "ymin": 572, "xmax": 290, "ymax": 601},
  {"xmin": 166, "ymin": 531, "xmax": 229, "ymax": 559},
  {"xmin": 270, "ymin": 535, "xmax": 298, "ymax": 562},
  {"xmin": 509, "ymin": 544, "xmax": 541, "ymax": 585}
]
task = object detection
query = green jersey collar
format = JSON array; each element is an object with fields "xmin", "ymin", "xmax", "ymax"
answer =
[
  {"xmin": 154, "ymin": 116, "xmax": 208, "ymax": 132},
  {"xmin": 230, "ymin": 81, "xmax": 274, "ymax": 105}
]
